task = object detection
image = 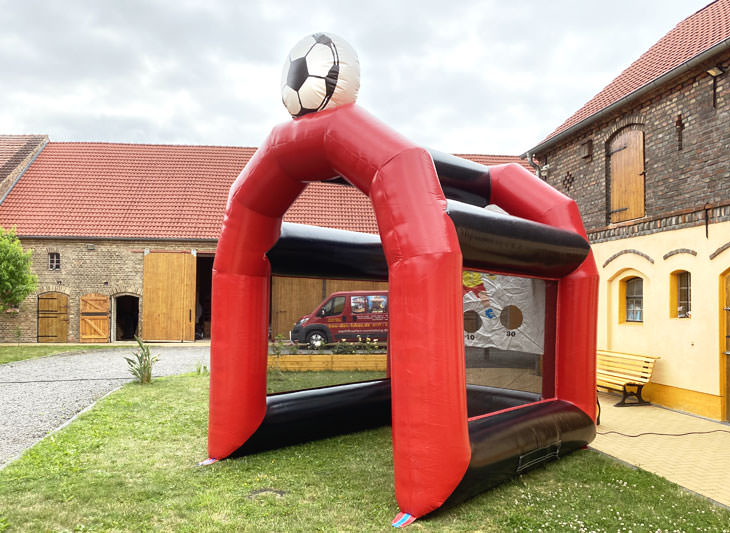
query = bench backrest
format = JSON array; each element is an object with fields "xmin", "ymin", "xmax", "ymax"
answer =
[{"xmin": 596, "ymin": 350, "xmax": 659, "ymax": 384}]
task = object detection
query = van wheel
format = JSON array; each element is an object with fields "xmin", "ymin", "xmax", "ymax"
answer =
[{"xmin": 306, "ymin": 330, "xmax": 327, "ymax": 349}]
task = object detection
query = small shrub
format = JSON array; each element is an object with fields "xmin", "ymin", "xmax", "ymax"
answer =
[
  {"xmin": 363, "ymin": 337, "xmax": 380, "ymax": 353},
  {"xmin": 271, "ymin": 334, "xmax": 286, "ymax": 356},
  {"xmin": 194, "ymin": 360, "xmax": 209, "ymax": 376},
  {"xmin": 124, "ymin": 337, "xmax": 159, "ymax": 384},
  {"xmin": 333, "ymin": 340, "xmax": 351, "ymax": 354}
]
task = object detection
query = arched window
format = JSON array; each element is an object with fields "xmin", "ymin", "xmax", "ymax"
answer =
[
  {"xmin": 670, "ymin": 270, "xmax": 691, "ymax": 318},
  {"xmin": 624, "ymin": 277, "xmax": 643, "ymax": 322},
  {"xmin": 608, "ymin": 128, "xmax": 645, "ymax": 223}
]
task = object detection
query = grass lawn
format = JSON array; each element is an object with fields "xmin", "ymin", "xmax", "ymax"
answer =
[
  {"xmin": 0, "ymin": 344, "xmax": 126, "ymax": 365},
  {"xmin": 1, "ymin": 371, "xmax": 729, "ymax": 532}
]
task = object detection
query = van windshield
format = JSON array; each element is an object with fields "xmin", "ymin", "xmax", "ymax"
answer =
[{"xmin": 321, "ymin": 296, "xmax": 345, "ymax": 316}]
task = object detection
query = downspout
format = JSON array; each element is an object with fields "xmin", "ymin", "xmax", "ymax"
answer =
[{"xmin": 524, "ymin": 151, "xmax": 542, "ymax": 180}]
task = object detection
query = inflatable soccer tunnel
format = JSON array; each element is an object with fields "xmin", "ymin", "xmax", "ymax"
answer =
[{"xmin": 208, "ymin": 103, "xmax": 599, "ymax": 524}]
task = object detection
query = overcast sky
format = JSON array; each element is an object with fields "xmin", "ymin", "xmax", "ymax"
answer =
[{"xmin": 1, "ymin": 0, "xmax": 713, "ymax": 155}]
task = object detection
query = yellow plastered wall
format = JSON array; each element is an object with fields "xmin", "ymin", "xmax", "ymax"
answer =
[{"xmin": 593, "ymin": 220, "xmax": 730, "ymax": 420}]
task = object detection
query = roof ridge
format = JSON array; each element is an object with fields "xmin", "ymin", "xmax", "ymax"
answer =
[
  {"xmin": 49, "ymin": 141, "xmax": 258, "ymax": 150},
  {"xmin": 453, "ymin": 153, "xmax": 522, "ymax": 158},
  {"xmin": 681, "ymin": 0, "xmax": 721, "ymax": 23}
]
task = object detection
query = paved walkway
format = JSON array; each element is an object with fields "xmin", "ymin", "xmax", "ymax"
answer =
[
  {"xmin": 0, "ymin": 345, "xmax": 210, "ymax": 468},
  {"xmin": 592, "ymin": 391, "xmax": 730, "ymax": 508}
]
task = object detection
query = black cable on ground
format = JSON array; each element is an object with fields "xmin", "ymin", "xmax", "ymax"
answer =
[{"xmin": 598, "ymin": 429, "xmax": 730, "ymax": 438}]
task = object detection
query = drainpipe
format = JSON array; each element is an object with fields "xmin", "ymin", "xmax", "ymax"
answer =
[{"xmin": 524, "ymin": 151, "xmax": 542, "ymax": 180}]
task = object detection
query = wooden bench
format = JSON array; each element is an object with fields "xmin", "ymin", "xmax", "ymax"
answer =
[{"xmin": 596, "ymin": 350, "xmax": 660, "ymax": 407}]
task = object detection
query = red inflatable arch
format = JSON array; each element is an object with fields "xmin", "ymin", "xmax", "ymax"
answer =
[{"xmin": 208, "ymin": 103, "xmax": 598, "ymax": 522}]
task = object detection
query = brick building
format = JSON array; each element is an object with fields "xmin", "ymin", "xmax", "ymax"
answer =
[
  {"xmin": 525, "ymin": 0, "xmax": 730, "ymax": 420},
  {"xmin": 0, "ymin": 136, "xmax": 529, "ymax": 344}
]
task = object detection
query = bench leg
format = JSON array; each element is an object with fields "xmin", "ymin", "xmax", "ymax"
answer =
[{"xmin": 614, "ymin": 383, "xmax": 650, "ymax": 407}]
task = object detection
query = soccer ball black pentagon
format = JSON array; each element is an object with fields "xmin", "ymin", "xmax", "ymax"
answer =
[{"xmin": 281, "ymin": 32, "xmax": 360, "ymax": 118}]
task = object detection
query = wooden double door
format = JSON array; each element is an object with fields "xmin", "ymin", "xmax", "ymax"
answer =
[
  {"xmin": 38, "ymin": 292, "xmax": 69, "ymax": 342},
  {"xmin": 142, "ymin": 252, "xmax": 196, "ymax": 341}
]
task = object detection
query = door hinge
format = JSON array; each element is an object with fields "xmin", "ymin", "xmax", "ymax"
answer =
[
  {"xmin": 608, "ymin": 145, "xmax": 627, "ymax": 156},
  {"xmin": 609, "ymin": 207, "xmax": 629, "ymax": 214}
]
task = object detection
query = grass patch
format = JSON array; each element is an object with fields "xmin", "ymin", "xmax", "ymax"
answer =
[
  {"xmin": 0, "ymin": 344, "xmax": 124, "ymax": 365},
  {"xmin": 1, "ymin": 371, "xmax": 729, "ymax": 532}
]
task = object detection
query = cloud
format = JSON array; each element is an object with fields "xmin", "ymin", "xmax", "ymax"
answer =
[{"xmin": 0, "ymin": 0, "xmax": 712, "ymax": 153}]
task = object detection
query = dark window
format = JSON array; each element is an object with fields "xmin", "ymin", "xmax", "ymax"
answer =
[
  {"xmin": 48, "ymin": 252, "xmax": 61, "ymax": 270},
  {"xmin": 320, "ymin": 296, "xmax": 345, "ymax": 317},
  {"xmin": 625, "ymin": 277, "xmax": 643, "ymax": 322}
]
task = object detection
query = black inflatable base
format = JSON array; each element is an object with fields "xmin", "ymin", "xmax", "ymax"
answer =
[{"xmin": 230, "ymin": 380, "xmax": 595, "ymax": 514}]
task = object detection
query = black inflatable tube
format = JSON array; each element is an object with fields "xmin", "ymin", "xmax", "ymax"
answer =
[
  {"xmin": 446, "ymin": 201, "xmax": 590, "ymax": 278},
  {"xmin": 428, "ymin": 148, "xmax": 491, "ymax": 207},
  {"xmin": 465, "ymin": 385, "xmax": 541, "ymax": 418},
  {"xmin": 230, "ymin": 381, "xmax": 551, "ymax": 458},
  {"xmin": 267, "ymin": 200, "xmax": 589, "ymax": 280},
  {"xmin": 230, "ymin": 379, "xmax": 392, "ymax": 457},
  {"xmin": 268, "ymin": 223, "xmax": 387, "ymax": 280},
  {"xmin": 324, "ymin": 149, "xmax": 492, "ymax": 208},
  {"xmin": 440, "ymin": 400, "xmax": 595, "ymax": 511}
]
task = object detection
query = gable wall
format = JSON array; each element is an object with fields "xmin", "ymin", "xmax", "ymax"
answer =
[
  {"xmin": 534, "ymin": 52, "xmax": 730, "ymax": 419},
  {"xmin": 537, "ymin": 52, "xmax": 730, "ymax": 240}
]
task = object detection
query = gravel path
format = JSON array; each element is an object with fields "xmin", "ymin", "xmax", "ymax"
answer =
[{"xmin": 0, "ymin": 345, "xmax": 210, "ymax": 468}]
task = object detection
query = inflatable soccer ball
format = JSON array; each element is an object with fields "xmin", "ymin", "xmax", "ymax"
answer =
[{"xmin": 281, "ymin": 32, "xmax": 360, "ymax": 118}]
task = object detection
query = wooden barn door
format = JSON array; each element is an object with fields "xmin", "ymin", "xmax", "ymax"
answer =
[
  {"xmin": 38, "ymin": 292, "xmax": 68, "ymax": 342},
  {"xmin": 271, "ymin": 276, "xmax": 325, "ymax": 339},
  {"xmin": 609, "ymin": 129, "xmax": 645, "ymax": 223},
  {"xmin": 142, "ymin": 252, "xmax": 196, "ymax": 341},
  {"xmin": 80, "ymin": 293, "xmax": 110, "ymax": 343},
  {"xmin": 270, "ymin": 277, "xmax": 390, "ymax": 339}
]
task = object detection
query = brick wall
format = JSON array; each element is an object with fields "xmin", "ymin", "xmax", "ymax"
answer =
[
  {"xmin": 537, "ymin": 53, "xmax": 730, "ymax": 239},
  {"xmin": 0, "ymin": 238, "xmax": 215, "ymax": 342}
]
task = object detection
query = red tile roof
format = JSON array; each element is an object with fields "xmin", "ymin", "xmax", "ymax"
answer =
[
  {"xmin": 538, "ymin": 0, "xmax": 730, "ymax": 148},
  {"xmin": 0, "ymin": 142, "xmax": 530, "ymax": 239},
  {"xmin": 452, "ymin": 154, "xmax": 533, "ymax": 173},
  {"xmin": 0, "ymin": 143, "xmax": 254, "ymax": 240},
  {"xmin": 286, "ymin": 182, "xmax": 379, "ymax": 233}
]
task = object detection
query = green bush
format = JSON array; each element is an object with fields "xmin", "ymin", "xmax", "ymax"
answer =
[{"xmin": 0, "ymin": 226, "xmax": 37, "ymax": 312}]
